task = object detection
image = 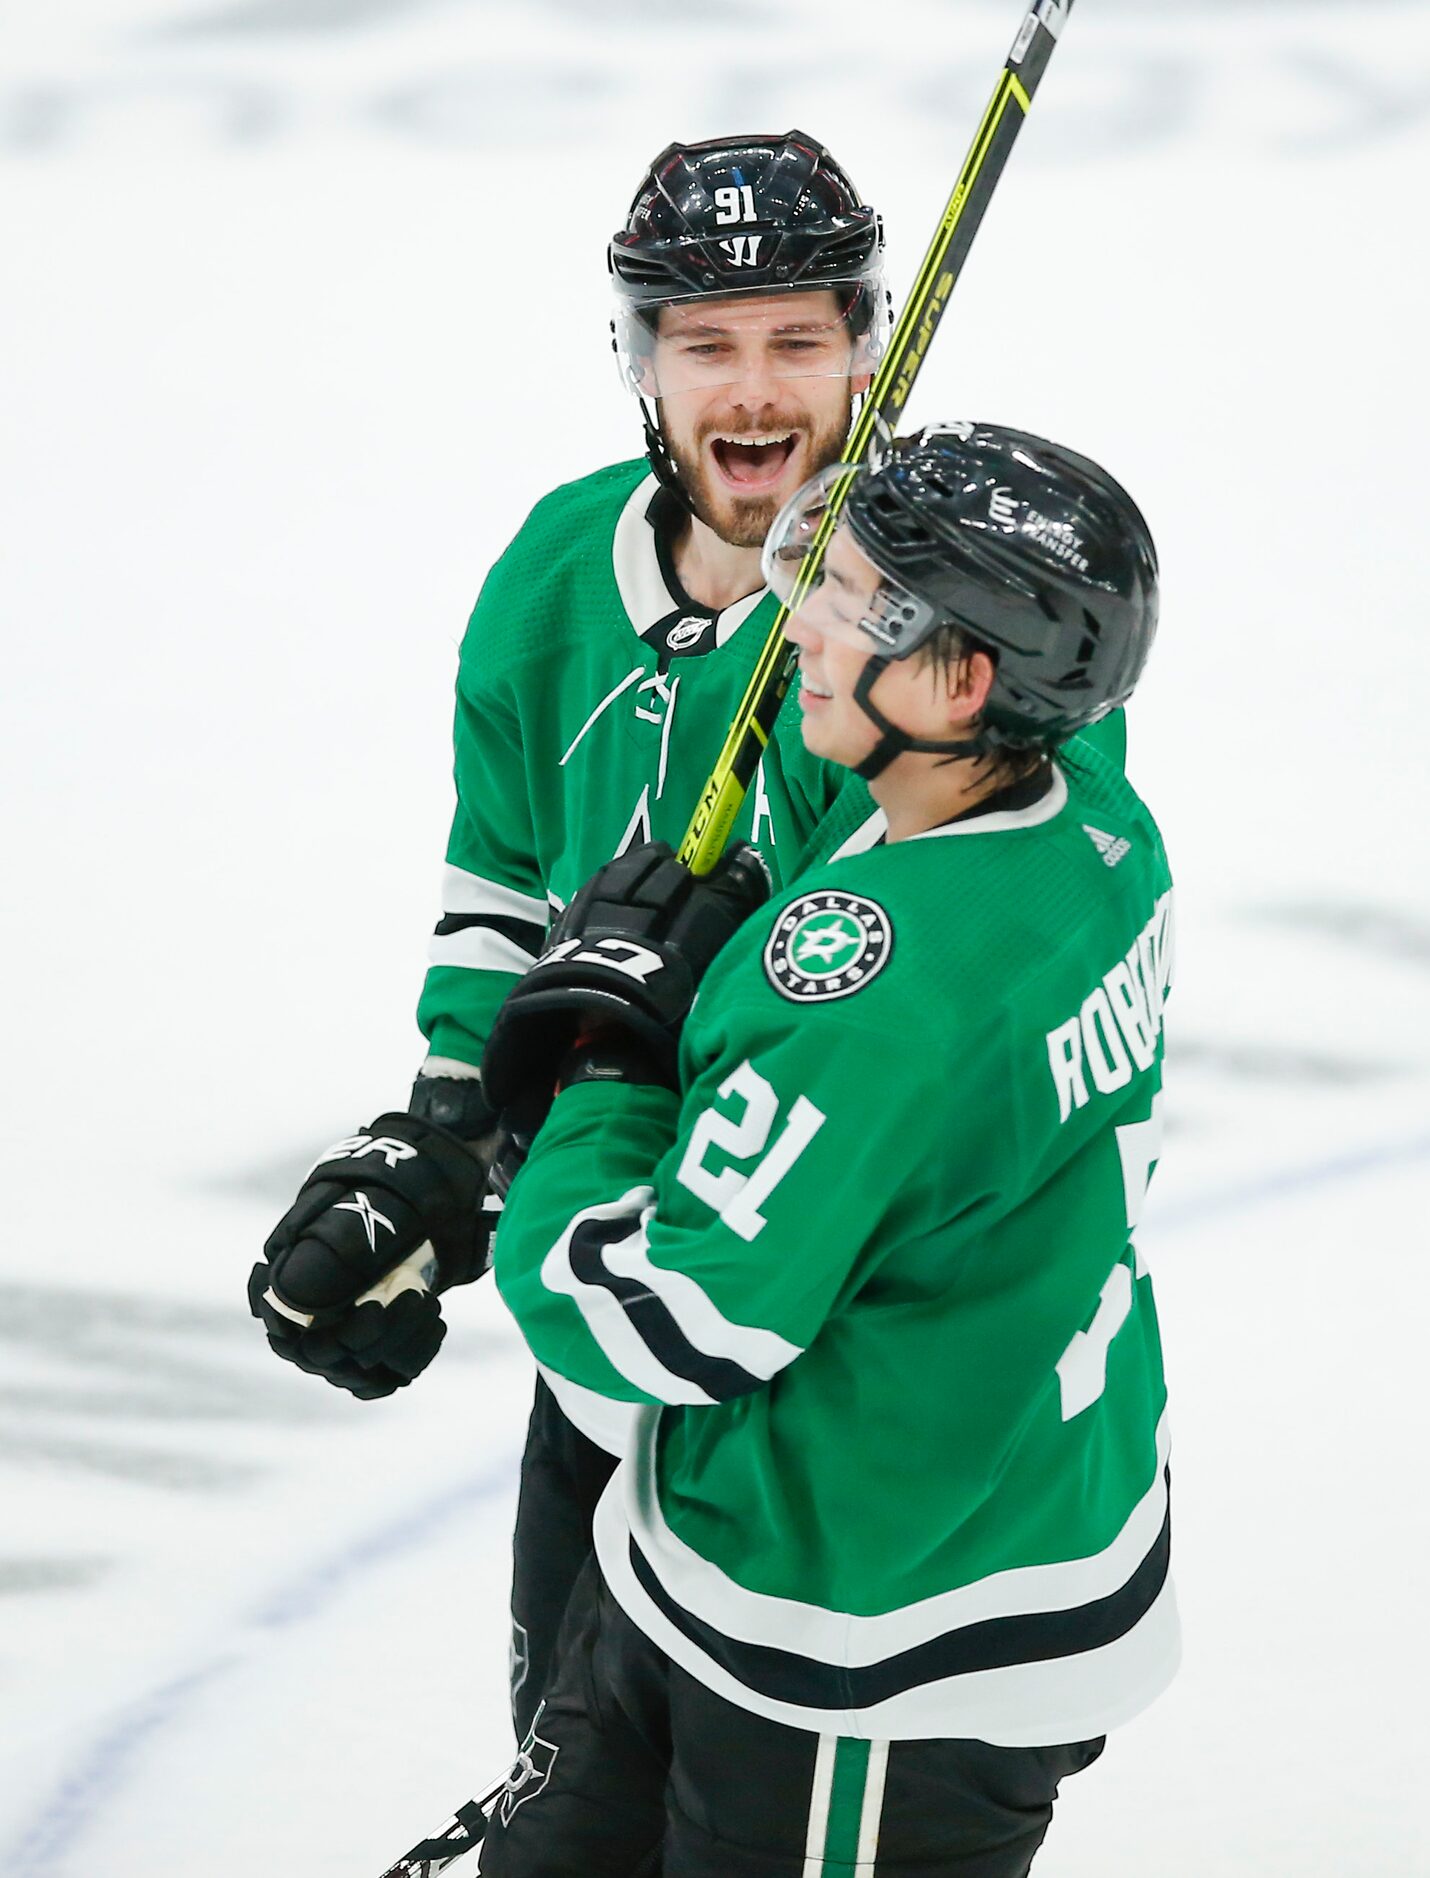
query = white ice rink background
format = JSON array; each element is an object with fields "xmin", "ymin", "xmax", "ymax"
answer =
[{"xmin": 3, "ymin": 1, "xmax": 1428, "ymax": 1871}]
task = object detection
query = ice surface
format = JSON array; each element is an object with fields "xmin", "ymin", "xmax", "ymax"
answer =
[{"xmin": 2, "ymin": 2, "xmax": 1428, "ymax": 1873}]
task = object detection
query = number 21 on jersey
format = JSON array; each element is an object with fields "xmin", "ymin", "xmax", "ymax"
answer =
[{"xmin": 676, "ymin": 1060, "xmax": 825, "ymax": 1243}]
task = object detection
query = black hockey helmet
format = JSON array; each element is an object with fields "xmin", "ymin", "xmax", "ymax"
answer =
[
  {"xmin": 610, "ymin": 131, "xmax": 887, "ymax": 498},
  {"xmin": 763, "ymin": 422, "xmax": 1159, "ymax": 768},
  {"xmin": 611, "ymin": 129, "xmax": 884, "ymax": 319}
]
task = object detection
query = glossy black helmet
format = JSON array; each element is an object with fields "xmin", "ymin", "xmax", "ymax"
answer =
[
  {"xmin": 766, "ymin": 423, "xmax": 1159, "ymax": 755},
  {"xmin": 610, "ymin": 129, "xmax": 884, "ymax": 319},
  {"xmin": 610, "ymin": 132, "xmax": 887, "ymax": 503}
]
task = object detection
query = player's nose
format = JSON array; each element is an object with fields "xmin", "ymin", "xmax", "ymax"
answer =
[
  {"xmin": 724, "ymin": 345, "xmax": 783, "ymax": 409},
  {"xmin": 782, "ymin": 608, "xmax": 820, "ymax": 651}
]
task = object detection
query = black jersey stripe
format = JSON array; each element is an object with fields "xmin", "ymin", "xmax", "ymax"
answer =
[
  {"xmin": 629, "ymin": 1472, "xmax": 1172, "ymax": 1709},
  {"xmin": 432, "ymin": 911, "xmax": 546, "ymax": 957},
  {"xmin": 566, "ymin": 1214, "xmax": 766, "ymax": 1403}
]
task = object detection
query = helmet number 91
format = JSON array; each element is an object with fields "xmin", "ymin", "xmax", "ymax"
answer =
[{"xmin": 713, "ymin": 185, "xmax": 758, "ymax": 226}]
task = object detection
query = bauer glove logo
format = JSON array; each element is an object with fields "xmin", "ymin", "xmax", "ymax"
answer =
[
  {"xmin": 309, "ymin": 1132, "xmax": 420, "ymax": 1175},
  {"xmin": 331, "ymin": 1191, "xmax": 395, "ymax": 1253}
]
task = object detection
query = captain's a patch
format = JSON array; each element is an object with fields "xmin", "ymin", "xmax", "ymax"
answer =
[{"xmin": 763, "ymin": 890, "xmax": 894, "ymax": 1003}]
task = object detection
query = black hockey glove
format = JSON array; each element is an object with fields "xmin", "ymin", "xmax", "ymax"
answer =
[
  {"xmin": 484, "ymin": 1035, "xmax": 677, "ymax": 1202},
  {"xmin": 249, "ymin": 1112, "xmax": 492, "ymax": 1401},
  {"xmin": 481, "ymin": 839, "xmax": 771, "ymax": 1126}
]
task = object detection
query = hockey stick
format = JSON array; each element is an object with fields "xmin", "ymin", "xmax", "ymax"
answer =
[
  {"xmin": 372, "ymin": 9, "xmax": 1076, "ymax": 1874},
  {"xmin": 678, "ymin": 0, "xmax": 1077, "ymax": 874},
  {"xmin": 374, "ymin": 1774, "xmax": 508, "ymax": 1878}
]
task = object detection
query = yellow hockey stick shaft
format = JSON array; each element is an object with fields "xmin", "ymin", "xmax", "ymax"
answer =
[{"xmin": 678, "ymin": 0, "xmax": 1075, "ymax": 874}]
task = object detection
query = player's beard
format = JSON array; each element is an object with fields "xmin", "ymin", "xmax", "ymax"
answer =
[{"xmin": 666, "ymin": 391, "xmax": 854, "ymax": 549}]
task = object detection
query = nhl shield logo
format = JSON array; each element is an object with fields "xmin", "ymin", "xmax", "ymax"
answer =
[
  {"xmin": 666, "ymin": 614, "xmax": 709, "ymax": 652},
  {"xmin": 498, "ymin": 1703, "xmax": 560, "ymax": 1827},
  {"xmin": 763, "ymin": 890, "xmax": 894, "ymax": 1003}
]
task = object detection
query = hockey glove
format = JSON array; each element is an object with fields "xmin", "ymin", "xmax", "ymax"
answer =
[
  {"xmin": 485, "ymin": 1035, "xmax": 678, "ymax": 1202},
  {"xmin": 481, "ymin": 839, "xmax": 771, "ymax": 1124},
  {"xmin": 249, "ymin": 1112, "xmax": 492, "ymax": 1400}
]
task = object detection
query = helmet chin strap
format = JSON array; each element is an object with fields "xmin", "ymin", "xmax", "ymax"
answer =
[
  {"xmin": 640, "ymin": 399, "xmax": 697, "ymax": 517},
  {"xmin": 852, "ymin": 654, "xmax": 989, "ymax": 782}
]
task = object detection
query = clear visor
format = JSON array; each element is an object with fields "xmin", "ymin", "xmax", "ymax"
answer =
[
  {"xmin": 761, "ymin": 462, "xmax": 936, "ymax": 657},
  {"xmin": 614, "ymin": 285, "xmax": 887, "ymax": 400}
]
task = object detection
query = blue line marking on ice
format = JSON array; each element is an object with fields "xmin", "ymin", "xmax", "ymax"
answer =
[
  {"xmin": 248, "ymin": 1461, "xmax": 512, "ymax": 1633},
  {"xmin": 5, "ymin": 1452, "xmax": 518, "ymax": 1878},
  {"xmin": 7, "ymin": 1659, "xmax": 237, "ymax": 1877}
]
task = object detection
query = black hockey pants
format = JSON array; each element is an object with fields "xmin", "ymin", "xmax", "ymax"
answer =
[
  {"xmin": 508, "ymin": 1375, "xmax": 618, "ymax": 1740},
  {"xmin": 480, "ymin": 1556, "xmax": 1105, "ymax": 1878}
]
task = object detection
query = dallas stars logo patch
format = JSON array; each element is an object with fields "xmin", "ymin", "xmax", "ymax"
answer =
[
  {"xmin": 763, "ymin": 890, "xmax": 894, "ymax": 1003},
  {"xmin": 498, "ymin": 1702, "xmax": 559, "ymax": 1827}
]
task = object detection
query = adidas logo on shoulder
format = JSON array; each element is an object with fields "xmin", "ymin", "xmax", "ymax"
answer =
[{"xmin": 1082, "ymin": 824, "xmax": 1131, "ymax": 868}]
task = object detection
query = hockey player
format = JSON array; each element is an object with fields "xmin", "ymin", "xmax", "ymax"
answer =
[
  {"xmin": 473, "ymin": 421, "xmax": 1174, "ymax": 1876},
  {"xmin": 250, "ymin": 131, "xmax": 900, "ymax": 1734}
]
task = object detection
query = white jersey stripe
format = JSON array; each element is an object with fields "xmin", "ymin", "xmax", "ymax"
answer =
[
  {"xmin": 438, "ymin": 864, "xmax": 548, "ymax": 927},
  {"xmin": 594, "ymin": 1475, "xmax": 1181, "ymax": 1746},
  {"xmin": 541, "ymin": 1192, "xmax": 717, "ymax": 1405},
  {"xmin": 539, "ymin": 1188, "xmax": 802, "ymax": 1405},
  {"xmin": 623, "ymin": 1410, "xmax": 1172, "ymax": 1660},
  {"xmin": 602, "ymin": 1201, "xmax": 802, "ymax": 1380},
  {"xmin": 801, "ymin": 1736, "xmax": 838, "ymax": 1877},
  {"xmin": 855, "ymin": 1741, "xmax": 889, "ymax": 1872},
  {"xmin": 535, "ymin": 1365, "xmax": 638, "ymax": 1459}
]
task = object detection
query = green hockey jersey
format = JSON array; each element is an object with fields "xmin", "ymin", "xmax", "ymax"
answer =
[
  {"xmin": 416, "ymin": 461, "xmax": 866, "ymax": 1073},
  {"xmin": 415, "ymin": 460, "xmax": 1127, "ymax": 1077},
  {"xmin": 494, "ymin": 746, "xmax": 1177, "ymax": 1746}
]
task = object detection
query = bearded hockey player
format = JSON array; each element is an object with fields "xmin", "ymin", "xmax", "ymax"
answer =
[
  {"xmin": 475, "ymin": 422, "xmax": 1174, "ymax": 1877},
  {"xmin": 251, "ymin": 130, "xmax": 899, "ymax": 1732}
]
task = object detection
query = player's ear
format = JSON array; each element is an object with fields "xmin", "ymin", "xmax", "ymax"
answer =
[
  {"xmin": 945, "ymin": 648, "xmax": 997, "ymax": 729},
  {"xmin": 848, "ymin": 338, "xmax": 873, "ymax": 400}
]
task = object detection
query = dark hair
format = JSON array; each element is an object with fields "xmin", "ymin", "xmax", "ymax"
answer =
[{"xmin": 913, "ymin": 625, "xmax": 1052, "ymax": 786}]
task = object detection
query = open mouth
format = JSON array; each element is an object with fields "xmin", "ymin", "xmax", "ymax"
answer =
[
  {"xmin": 709, "ymin": 431, "xmax": 799, "ymax": 489},
  {"xmin": 799, "ymin": 670, "xmax": 833, "ymax": 704}
]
